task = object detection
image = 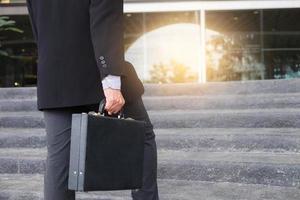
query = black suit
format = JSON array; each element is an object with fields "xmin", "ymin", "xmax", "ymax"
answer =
[
  {"xmin": 26, "ymin": 1, "xmax": 159, "ymax": 200},
  {"xmin": 26, "ymin": 0, "xmax": 144, "ymax": 111}
]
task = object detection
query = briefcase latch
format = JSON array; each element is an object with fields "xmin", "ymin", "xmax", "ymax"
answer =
[{"xmin": 87, "ymin": 111, "xmax": 103, "ymax": 116}]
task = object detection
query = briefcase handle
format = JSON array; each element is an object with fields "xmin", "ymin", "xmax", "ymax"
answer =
[{"xmin": 98, "ymin": 98, "xmax": 124, "ymax": 119}]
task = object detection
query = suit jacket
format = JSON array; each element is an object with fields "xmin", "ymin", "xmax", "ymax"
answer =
[{"xmin": 26, "ymin": 0, "xmax": 144, "ymax": 111}]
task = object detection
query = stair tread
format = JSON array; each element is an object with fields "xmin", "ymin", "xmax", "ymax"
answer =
[
  {"xmin": 1, "ymin": 94, "xmax": 300, "ymax": 112},
  {"xmin": 2, "ymin": 92, "xmax": 300, "ymax": 100},
  {"xmin": 0, "ymin": 99, "xmax": 37, "ymax": 102},
  {"xmin": 1, "ymin": 108, "xmax": 300, "ymax": 116},
  {"xmin": 155, "ymin": 127, "xmax": 300, "ymax": 136},
  {"xmin": 143, "ymin": 93, "xmax": 300, "ymax": 98},
  {"xmin": 1, "ymin": 127, "xmax": 300, "ymax": 137},
  {"xmin": 0, "ymin": 111, "xmax": 42, "ymax": 117},
  {"xmin": 0, "ymin": 174, "xmax": 299, "ymax": 200},
  {"xmin": 1, "ymin": 128, "xmax": 300, "ymax": 152},
  {"xmin": 148, "ymin": 108, "xmax": 300, "ymax": 114},
  {"xmin": 1, "ymin": 148, "xmax": 300, "ymax": 165},
  {"xmin": 158, "ymin": 150, "xmax": 300, "ymax": 164},
  {"xmin": 0, "ymin": 128, "xmax": 44, "ymax": 138}
]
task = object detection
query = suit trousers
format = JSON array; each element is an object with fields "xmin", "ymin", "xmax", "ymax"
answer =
[{"xmin": 42, "ymin": 97, "xmax": 159, "ymax": 200}]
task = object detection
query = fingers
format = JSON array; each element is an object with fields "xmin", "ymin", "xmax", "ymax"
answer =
[
  {"xmin": 108, "ymin": 99, "xmax": 125, "ymax": 115},
  {"xmin": 103, "ymin": 88, "xmax": 125, "ymax": 115},
  {"xmin": 109, "ymin": 99, "xmax": 124, "ymax": 113},
  {"xmin": 106, "ymin": 99, "xmax": 121, "ymax": 114}
]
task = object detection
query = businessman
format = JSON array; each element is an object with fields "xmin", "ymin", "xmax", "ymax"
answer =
[{"xmin": 26, "ymin": 0, "xmax": 159, "ymax": 199}]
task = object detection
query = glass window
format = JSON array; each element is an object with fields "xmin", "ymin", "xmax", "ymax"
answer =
[
  {"xmin": 0, "ymin": 0, "xmax": 25, "ymax": 3},
  {"xmin": 125, "ymin": 11, "xmax": 201, "ymax": 83},
  {"xmin": 0, "ymin": 11, "xmax": 201, "ymax": 87},
  {"xmin": 0, "ymin": 15, "xmax": 37, "ymax": 87},
  {"xmin": 205, "ymin": 8, "xmax": 300, "ymax": 82},
  {"xmin": 263, "ymin": 8, "xmax": 300, "ymax": 79},
  {"xmin": 2, "ymin": 6, "xmax": 300, "ymax": 86},
  {"xmin": 206, "ymin": 10, "xmax": 263, "ymax": 81}
]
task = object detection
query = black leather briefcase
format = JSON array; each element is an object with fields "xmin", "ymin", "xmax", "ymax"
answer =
[{"xmin": 68, "ymin": 98, "xmax": 146, "ymax": 191}]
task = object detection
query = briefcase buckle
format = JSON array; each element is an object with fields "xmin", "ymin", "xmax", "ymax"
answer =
[{"xmin": 87, "ymin": 111, "xmax": 125, "ymax": 119}]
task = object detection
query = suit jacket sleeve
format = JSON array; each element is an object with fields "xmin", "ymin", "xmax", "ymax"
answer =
[
  {"xmin": 89, "ymin": 0, "xmax": 126, "ymax": 81},
  {"xmin": 26, "ymin": 0, "xmax": 38, "ymax": 42}
]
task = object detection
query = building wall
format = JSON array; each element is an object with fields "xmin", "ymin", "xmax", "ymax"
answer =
[{"xmin": 0, "ymin": 1, "xmax": 300, "ymax": 87}]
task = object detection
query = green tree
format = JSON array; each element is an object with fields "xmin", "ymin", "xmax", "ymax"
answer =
[
  {"xmin": 148, "ymin": 59, "xmax": 197, "ymax": 83},
  {"xmin": 0, "ymin": 16, "xmax": 24, "ymax": 56},
  {"xmin": 148, "ymin": 61, "xmax": 170, "ymax": 83}
]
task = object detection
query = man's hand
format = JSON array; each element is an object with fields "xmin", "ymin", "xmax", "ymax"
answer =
[{"xmin": 103, "ymin": 88, "xmax": 125, "ymax": 115}]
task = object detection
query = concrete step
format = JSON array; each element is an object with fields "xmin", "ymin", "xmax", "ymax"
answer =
[
  {"xmin": 144, "ymin": 79, "xmax": 300, "ymax": 96},
  {"xmin": 1, "ymin": 93, "xmax": 300, "ymax": 111},
  {"xmin": 143, "ymin": 93, "xmax": 300, "ymax": 110},
  {"xmin": 1, "ymin": 79, "xmax": 300, "ymax": 100},
  {"xmin": 0, "ymin": 128, "xmax": 45, "ymax": 148},
  {"xmin": 156, "ymin": 128, "xmax": 300, "ymax": 152},
  {"xmin": 0, "ymin": 87, "xmax": 36, "ymax": 100},
  {"xmin": 1, "ymin": 174, "xmax": 300, "ymax": 200},
  {"xmin": 0, "ymin": 109, "xmax": 300, "ymax": 128},
  {"xmin": 0, "ymin": 111, "xmax": 44, "ymax": 128},
  {"xmin": 148, "ymin": 108, "xmax": 300, "ymax": 128},
  {"xmin": 158, "ymin": 150, "xmax": 300, "ymax": 187},
  {"xmin": 0, "ymin": 99, "xmax": 38, "ymax": 111},
  {"xmin": 1, "ymin": 128, "xmax": 300, "ymax": 152},
  {"xmin": 1, "ymin": 148, "xmax": 300, "ymax": 187}
]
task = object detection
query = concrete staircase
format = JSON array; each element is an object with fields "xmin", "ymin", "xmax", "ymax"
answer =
[{"xmin": 1, "ymin": 79, "xmax": 300, "ymax": 200}]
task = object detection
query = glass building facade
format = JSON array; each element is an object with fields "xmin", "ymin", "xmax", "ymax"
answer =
[
  {"xmin": 0, "ymin": 0, "xmax": 300, "ymax": 87},
  {"xmin": 206, "ymin": 9, "xmax": 300, "ymax": 81}
]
